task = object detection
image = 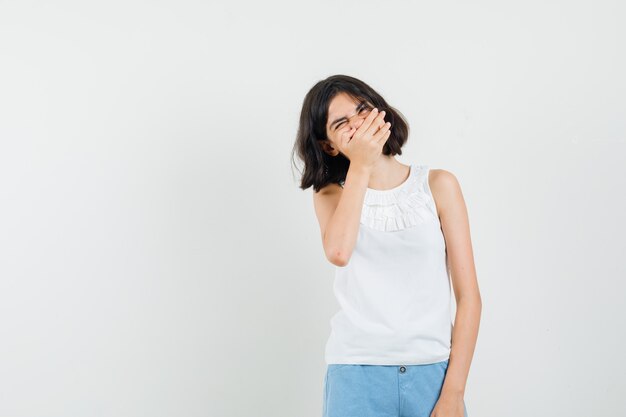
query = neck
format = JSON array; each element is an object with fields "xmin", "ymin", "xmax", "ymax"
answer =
[{"xmin": 367, "ymin": 156, "xmax": 409, "ymax": 190}]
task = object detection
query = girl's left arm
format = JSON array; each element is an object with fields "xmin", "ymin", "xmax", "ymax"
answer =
[{"xmin": 430, "ymin": 168, "xmax": 482, "ymax": 398}]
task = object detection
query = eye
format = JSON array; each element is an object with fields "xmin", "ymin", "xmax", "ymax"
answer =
[{"xmin": 333, "ymin": 103, "xmax": 372, "ymax": 130}]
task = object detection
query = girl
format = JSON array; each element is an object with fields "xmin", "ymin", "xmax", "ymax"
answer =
[{"xmin": 292, "ymin": 74, "xmax": 481, "ymax": 417}]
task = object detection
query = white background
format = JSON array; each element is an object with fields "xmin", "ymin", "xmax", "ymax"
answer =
[{"xmin": 1, "ymin": 1, "xmax": 625, "ymax": 416}]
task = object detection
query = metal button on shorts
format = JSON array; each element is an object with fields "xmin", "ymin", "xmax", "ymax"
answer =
[{"xmin": 323, "ymin": 359, "xmax": 468, "ymax": 417}]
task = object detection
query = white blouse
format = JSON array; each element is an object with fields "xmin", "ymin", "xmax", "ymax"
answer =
[{"xmin": 324, "ymin": 164, "xmax": 453, "ymax": 365}]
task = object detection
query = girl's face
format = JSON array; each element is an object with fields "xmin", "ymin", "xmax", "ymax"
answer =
[{"xmin": 323, "ymin": 92, "xmax": 374, "ymax": 155}]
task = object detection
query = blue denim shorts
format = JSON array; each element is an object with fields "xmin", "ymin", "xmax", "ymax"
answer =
[{"xmin": 323, "ymin": 359, "xmax": 468, "ymax": 417}]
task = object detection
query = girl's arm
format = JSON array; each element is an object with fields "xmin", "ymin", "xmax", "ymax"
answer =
[
  {"xmin": 313, "ymin": 163, "xmax": 372, "ymax": 267},
  {"xmin": 429, "ymin": 168, "xmax": 482, "ymax": 399}
]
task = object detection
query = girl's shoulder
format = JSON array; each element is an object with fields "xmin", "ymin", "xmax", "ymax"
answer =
[{"xmin": 315, "ymin": 182, "xmax": 343, "ymax": 195}]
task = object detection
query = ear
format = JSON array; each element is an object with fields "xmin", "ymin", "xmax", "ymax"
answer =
[{"xmin": 319, "ymin": 139, "xmax": 340, "ymax": 157}]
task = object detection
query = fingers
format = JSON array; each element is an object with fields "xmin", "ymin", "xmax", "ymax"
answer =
[
  {"xmin": 339, "ymin": 126, "xmax": 357, "ymax": 153},
  {"xmin": 357, "ymin": 107, "xmax": 381, "ymax": 135},
  {"xmin": 374, "ymin": 121, "xmax": 392, "ymax": 143},
  {"xmin": 365, "ymin": 110, "xmax": 388, "ymax": 138}
]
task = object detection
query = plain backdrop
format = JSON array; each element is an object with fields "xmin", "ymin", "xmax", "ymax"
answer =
[{"xmin": 1, "ymin": 1, "xmax": 625, "ymax": 416}]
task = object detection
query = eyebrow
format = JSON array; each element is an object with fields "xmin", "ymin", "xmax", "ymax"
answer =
[{"xmin": 329, "ymin": 101, "xmax": 368, "ymax": 131}]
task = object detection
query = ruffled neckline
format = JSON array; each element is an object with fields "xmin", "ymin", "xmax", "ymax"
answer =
[{"xmin": 361, "ymin": 164, "xmax": 438, "ymax": 232}]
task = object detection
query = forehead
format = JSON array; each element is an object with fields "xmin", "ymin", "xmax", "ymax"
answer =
[{"xmin": 327, "ymin": 93, "xmax": 362, "ymax": 118}]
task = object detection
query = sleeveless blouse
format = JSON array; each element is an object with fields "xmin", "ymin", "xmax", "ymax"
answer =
[{"xmin": 324, "ymin": 164, "xmax": 452, "ymax": 365}]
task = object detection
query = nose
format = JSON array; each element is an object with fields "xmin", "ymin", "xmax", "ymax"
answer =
[{"xmin": 347, "ymin": 112, "xmax": 364, "ymax": 129}]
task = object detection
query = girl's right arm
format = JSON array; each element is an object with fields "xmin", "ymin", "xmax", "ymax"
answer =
[
  {"xmin": 313, "ymin": 163, "xmax": 372, "ymax": 267},
  {"xmin": 313, "ymin": 107, "xmax": 391, "ymax": 267}
]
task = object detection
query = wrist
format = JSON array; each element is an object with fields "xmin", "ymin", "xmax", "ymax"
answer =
[
  {"xmin": 348, "ymin": 162, "xmax": 372, "ymax": 175},
  {"xmin": 441, "ymin": 386, "xmax": 465, "ymax": 398}
]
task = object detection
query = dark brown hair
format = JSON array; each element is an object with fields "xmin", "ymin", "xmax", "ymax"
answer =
[{"xmin": 291, "ymin": 74, "xmax": 410, "ymax": 193}]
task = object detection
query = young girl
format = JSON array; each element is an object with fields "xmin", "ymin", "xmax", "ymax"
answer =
[{"xmin": 292, "ymin": 74, "xmax": 481, "ymax": 417}]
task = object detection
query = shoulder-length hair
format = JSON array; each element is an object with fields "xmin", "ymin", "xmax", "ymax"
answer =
[{"xmin": 291, "ymin": 74, "xmax": 410, "ymax": 193}]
